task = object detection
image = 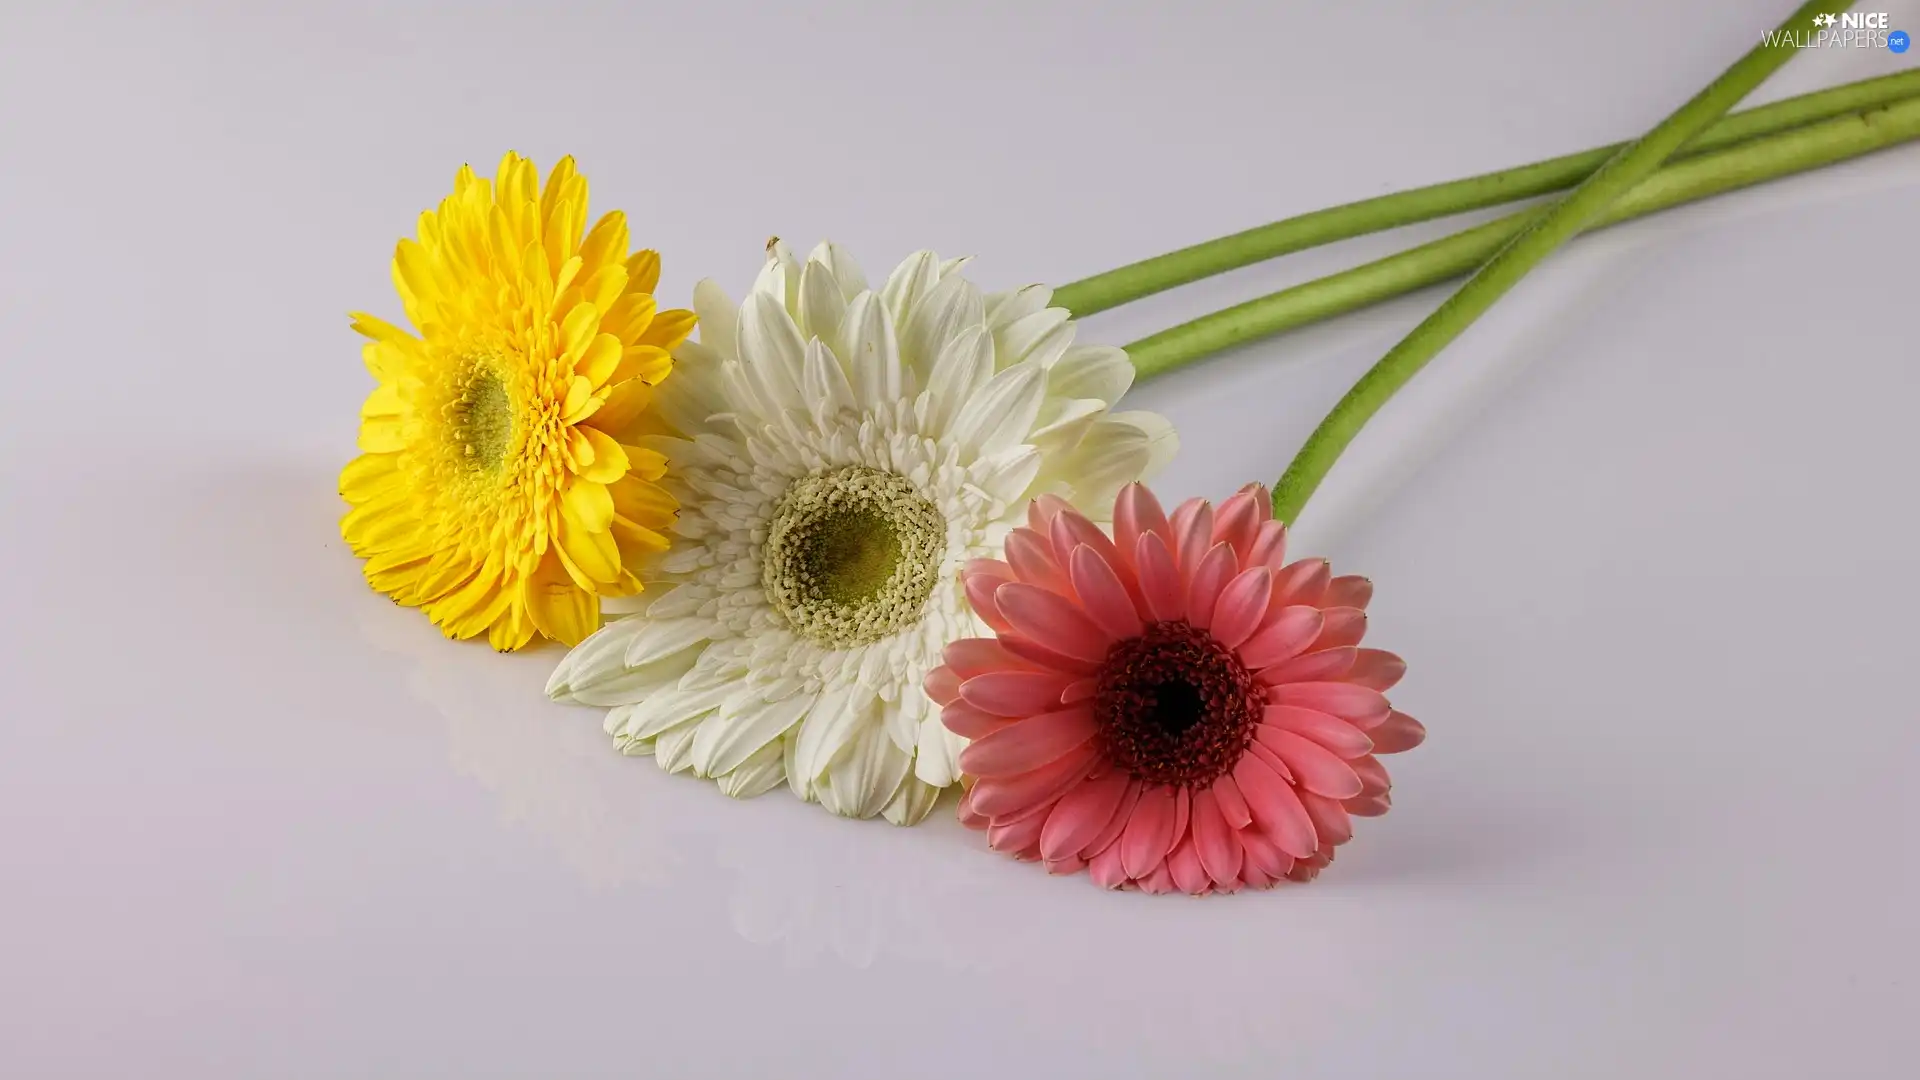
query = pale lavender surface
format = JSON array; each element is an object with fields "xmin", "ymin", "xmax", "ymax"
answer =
[{"xmin": 2, "ymin": 1, "xmax": 1916, "ymax": 1077}]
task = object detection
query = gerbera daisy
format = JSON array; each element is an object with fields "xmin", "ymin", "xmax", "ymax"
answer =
[
  {"xmin": 547, "ymin": 240, "xmax": 1176, "ymax": 823},
  {"xmin": 339, "ymin": 153, "xmax": 693, "ymax": 651},
  {"xmin": 928, "ymin": 483, "xmax": 1424, "ymax": 893}
]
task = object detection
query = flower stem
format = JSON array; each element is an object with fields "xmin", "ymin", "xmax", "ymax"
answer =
[
  {"xmin": 1267, "ymin": 0, "xmax": 1853, "ymax": 524},
  {"xmin": 1054, "ymin": 68, "xmax": 1919, "ymax": 319},
  {"xmin": 1128, "ymin": 94, "xmax": 1920, "ymax": 380}
]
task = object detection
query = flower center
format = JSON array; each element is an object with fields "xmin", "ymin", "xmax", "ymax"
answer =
[
  {"xmin": 1093, "ymin": 621, "xmax": 1262, "ymax": 788},
  {"xmin": 451, "ymin": 366, "xmax": 514, "ymax": 470},
  {"xmin": 762, "ymin": 465, "xmax": 946, "ymax": 648}
]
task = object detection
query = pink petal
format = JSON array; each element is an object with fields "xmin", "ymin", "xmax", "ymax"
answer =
[
  {"xmin": 988, "ymin": 808, "xmax": 1049, "ymax": 855},
  {"xmin": 1247, "ymin": 520, "xmax": 1288, "ymax": 570},
  {"xmin": 1211, "ymin": 489, "xmax": 1263, "ymax": 561},
  {"xmin": 1258, "ymin": 727, "xmax": 1363, "ymax": 799},
  {"xmin": 942, "ymin": 700, "xmax": 1016, "ymax": 739},
  {"xmin": 1088, "ymin": 842, "xmax": 1128, "ymax": 889},
  {"xmin": 1050, "ymin": 510, "xmax": 1122, "ymax": 584},
  {"xmin": 968, "ymin": 742, "xmax": 1100, "ymax": 818},
  {"xmin": 1350, "ymin": 754, "xmax": 1391, "ymax": 798},
  {"xmin": 1343, "ymin": 793, "xmax": 1391, "ymax": 818},
  {"xmin": 963, "ymin": 557, "xmax": 1014, "ymax": 585},
  {"xmin": 959, "ymin": 669, "xmax": 1074, "ymax": 716},
  {"xmin": 1262, "ymin": 704, "xmax": 1374, "ymax": 759},
  {"xmin": 957, "ymin": 785, "xmax": 990, "ymax": 829},
  {"xmin": 1238, "ymin": 825, "xmax": 1295, "ymax": 879},
  {"xmin": 1039, "ymin": 771, "xmax": 1133, "ymax": 862},
  {"xmin": 1313, "ymin": 607, "xmax": 1368, "ymax": 650},
  {"xmin": 1269, "ymin": 557, "xmax": 1331, "ymax": 612},
  {"xmin": 994, "ymin": 582, "xmax": 1112, "ymax": 663},
  {"xmin": 1240, "ymin": 862, "xmax": 1277, "ymax": 890},
  {"xmin": 1027, "ymin": 493, "xmax": 1072, "ymax": 535},
  {"xmin": 959, "ymin": 705, "xmax": 1098, "ymax": 777},
  {"xmin": 1266, "ymin": 682, "xmax": 1391, "ymax": 726},
  {"xmin": 923, "ymin": 665, "xmax": 962, "ymax": 706},
  {"xmin": 1005, "ymin": 528, "xmax": 1069, "ymax": 594},
  {"xmin": 1167, "ymin": 837, "xmax": 1212, "ymax": 895},
  {"xmin": 1191, "ymin": 788, "xmax": 1244, "ymax": 887},
  {"xmin": 999, "ymin": 632, "xmax": 1100, "ymax": 676},
  {"xmin": 1210, "ymin": 567, "xmax": 1272, "ymax": 649},
  {"xmin": 1061, "ymin": 676, "xmax": 1098, "ymax": 704},
  {"xmin": 1232, "ymin": 753, "xmax": 1318, "ymax": 859},
  {"xmin": 1237, "ymin": 482, "xmax": 1273, "ymax": 521},
  {"xmin": 1369, "ymin": 710, "xmax": 1426, "ymax": 754},
  {"xmin": 1139, "ymin": 863, "xmax": 1178, "ymax": 894},
  {"xmin": 1113, "ymin": 483, "xmax": 1170, "ymax": 572},
  {"xmin": 1168, "ymin": 497, "xmax": 1211, "ymax": 565},
  {"xmin": 1135, "ymin": 532, "xmax": 1185, "ymax": 622},
  {"xmin": 943, "ymin": 638, "xmax": 1034, "ymax": 679},
  {"xmin": 1069, "ymin": 544, "xmax": 1145, "ymax": 641},
  {"xmin": 1171, "ymin": 786, "xmax": 1191, "ymax": 849},
  {"xmin": 1240, "ymin": 606, "xmax": 1324, "ymax": 669},
  {"xmin": 1046, "ymin": 855, "xmax": 1087, "ymax": 876},
  {"xmin": 1260, "ymin": 645, "xmax": 1357, "ymax": 686},
  {"xmin": 1348, "ymin": 648, "xmax": 1406, "ymax": 691},
  {"xmin": 1299, "ymin": 790, "xmax": 1353, "ymax": 847},
  {"xmin": 1184, "ymin": 542, "xmax": 1238, "ymax": 631},
  {"xmin": 1246, "ymin": 739, "xmax": 1294, "ymax": 783},
  {"xmin": 964, "ymin": 571, "xmax": 1014, "ymax": 634},
  {"xmin": 1080, "ymin": 778, "xmax": 1142, "ymax": 859},
  {"xmin": 1323, "ymin": 574, "xmax": 1373, "ymax": 610},
  {"xmin": 1212, "ymin": 773, "xmax": 1253, "ymax": 830},
  {"xmin": 1120, "ymin": 785, "xmax": 1179, "ymax": 879}
]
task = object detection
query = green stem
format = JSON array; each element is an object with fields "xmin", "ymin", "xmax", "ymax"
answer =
[
  {"xmin": 1054, "ymin": 69, "xmax": 1919, "ymax": 318},
  {"xmin": 1268, "ymin": 0, "xmax": 1852, "ymax": 524},
  {"xmin": 1128, "ymin": 94, "xmax": 1920, "ymax": 379}
]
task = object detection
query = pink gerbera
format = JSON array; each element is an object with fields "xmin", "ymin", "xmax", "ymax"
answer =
[{"xmin": 925, "ymin": 483, "xmax": 1424, "ymax": 895}]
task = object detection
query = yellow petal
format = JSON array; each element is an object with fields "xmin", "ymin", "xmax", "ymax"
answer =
[
  {"xmin": 584, "ymin": 379, "xmax": 652, "ymax": 437},
  {"xmin": 575, "ymin": 426, "xmax": 629, "ymax": 484},
  {"xmin": 556, "ymin": 515, "xmax": 622, "ymax": 584},
  {"xmin": 357, "ymin": 415, "xmax": 407, "ymax": 453},
  {"xmin": 340, "ymin": 496, "xmax": 414, "ymax": 550},
  {"xmin": 363, "ymin": 339, "xmax": 411, "ymax": 382},
  {"xmin": 612, "ymin": 345, "xmax": 672, "ymax": 386},
  {"xmin": 622, "ymin": 444, "xmax": 670, "ymax": 482},
  {"xmin": 602, "ymin": 293, "xmax": 656, "ymax": 345},
  {"xmin": 561, "ymin": 476, "xmax": 615, "ymax": 532},
  {"xmin": 559, "ymin": 375, "xmax": 601, "ymax": 425},
  {"xmin": 525, "ymin": 548, "xmax": 599, "ymax": 645},
  {"xmin": 582, "ymin": 265, "xmax": 628, "ymax": 315},
  {"xmin": 553, "ymin": 254, "xmax": 584, "ymax": 302},
  {"xmin": 611, "ymin": 515, "xmax": 672, "ymax": 557},
  {"xmin": 566, "ymin": 425, "xmax": 595, "ymax": 470},
  {"xmin": 559, "ymin": 302, "xmax": 599, "ymax": 363},
  {"xmin": 637, "ymin": 308, "xmax": 696, "ymax": 351},
  {"xmin": 609, "ymin": 474, "xmax": 676, "ymax": 527},
  {"xmin": 626, "ymin": 250, "xmax": 661, "ymax": 294},
  {"xmin": 358, "ymin": 383, "xmax": 405, "ymax": 418},
  {"xmin": 599, "ymin": 569, "xmax": 646, "ymax": 599},
  {"xmin": 579, "ymin": 211, "xmax": 629, "ymax": 275},
  {"xmin": 338, "ymin": 453, "xmax": 401, "ymax": 504},
  {"xmin": 575, "ymin": 332, "xmax": 623, "ymax": 388},
  {"xmin": 349, "ymin": 312, "xmax": 414, "ymax": 344}
]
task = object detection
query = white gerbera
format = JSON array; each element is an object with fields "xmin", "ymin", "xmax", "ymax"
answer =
[{"xmin": 546, "ymin": 241, "xmax": 1175, "ymax": 824}]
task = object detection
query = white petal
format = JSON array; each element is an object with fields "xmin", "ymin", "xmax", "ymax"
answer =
[
  {"xmin": 796, "ymin": 256, "xmax": 847, "ymax": 345},
  {"xmin": 563, "ymin": 646, "xmax": 701, "ymax": 707},
  {"xmin": 623, "ymin": 683, "xmax": 731, "ymax": 741},
  {"xmin": 880, "ymin": 250, "xmax": 940, "ymax": 328},
  {"xmin": 997, "ymin": 308, "xmax": 1073, "ymax": 369},
  {"xmin": 624, "ymin": 617, "xmax": 721, "ymax": 667},
  {"xmin": 752, "ymin": 239, "xmax": 801, "ymax": 311},
  {"xmin": 801, "ymin": 337, "xmax": 855, "ymax": 420},
  {"xmin": 913, "ymin": 711, "xmax": 963, "ymax": 788},
  {"xmin": 805, "ymin": 240, "xmax": 867, "ymax": 300},
  {"xmin": 985, "ymin": 284, "xmax": 1052, "ymax": 332},
  {"xmin": 716, "ymin": 739, "xmax": 787, "ymax": 798},
  {"xmin": 690, "ymin": 690, "xmax": 813, "ymax": 778},
  {"xmin": 1106, "ymin": 409, "xmax": 1180, "ymax": 479},
  {"xmin": 947, "ymin": 361, "xmax": 1046, "ymax": 456},
  {"xmin": 968, "ymin": 444, "xmax": 1043, "ymax": 507},
  {"xmin": 653, "ymin": 721, "xmax": 702, "ymax": 773},
  {"xmin": 1048, "ymin": 344, "xmax": 1134, "ymax": 405},
  {"xmin": 822, "ymin": 720, "xmax": 914, "ymax": 820},
  {"xmin": 791, "ymin": 682, "xmax": 871, "ymax": 784},
  {"xmin": 901, "ymin": 271, "xmax": 984, "ymax": 379},
  {"xmin": 691, "ymin": 280, "xmax": 739, "ymax": 363},
  {"xmin": 545, "ymin": 615, "xmax": 650, "ymax": 698},
  {"xmin": 915, "ymin": 323, "xmax": 993, "ymax": 439},
  {"xmin": 737, "ymin": 292, "xmax": 808, "ymax": 413},
  {"xmin": 841, "ymin": 292, "xmax": 902, "ymax": 409},
  {"xmin": 881, "ymin": 777, "xmax": 943, "ymax": 826}
]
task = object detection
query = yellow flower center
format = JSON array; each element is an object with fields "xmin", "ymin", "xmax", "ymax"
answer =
[
  {"xmin": 452, "ymin": 363, "xmax": 516, "ymax": 471},
  {"xmin": 762, "ymin": 466, "xmax": 946, "ymax": 647}
]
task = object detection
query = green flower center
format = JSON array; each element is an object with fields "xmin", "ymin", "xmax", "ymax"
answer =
[
  {"xmin": 762, "ymin": 466, "xmax": 946, "ymax": 648},
  {"xmin": 452, "ymin": 366, "xmax": 514, "ymax": 470}
]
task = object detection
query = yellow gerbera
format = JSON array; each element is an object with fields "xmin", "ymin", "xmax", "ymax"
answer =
[{"xmin": 340, "ymin": 152, "xmax": 692, "ymax": 651}]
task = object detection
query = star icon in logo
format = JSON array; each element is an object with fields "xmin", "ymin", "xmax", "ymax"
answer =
[{"xmin": 1814, "ymin": 12, "xmax": 1838, "ymax": 26}]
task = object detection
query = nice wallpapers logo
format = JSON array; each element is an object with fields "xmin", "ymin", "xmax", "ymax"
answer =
[{"xmin": 1764, "ymin": 11, "xmax": 1911, "ymax": 52}]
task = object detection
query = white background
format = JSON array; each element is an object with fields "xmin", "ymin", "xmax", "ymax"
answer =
[{"xmin": 3, "ymin": 1, "xmax": 1916, "ymax": 1076}]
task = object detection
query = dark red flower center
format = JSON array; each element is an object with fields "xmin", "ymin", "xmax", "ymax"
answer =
[{"xmin": 1092, "ymin": 620, "xmax": 1262, "ymax": 788}]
